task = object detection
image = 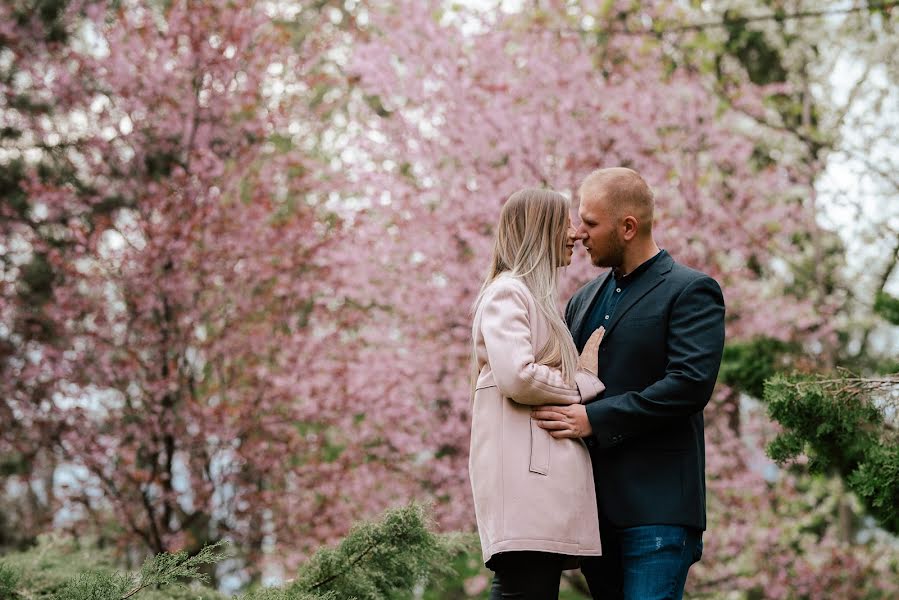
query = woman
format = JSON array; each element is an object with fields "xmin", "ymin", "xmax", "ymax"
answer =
[{"xmin": 469, "ymin": 188, "xmax": 606, "ymax": 599}]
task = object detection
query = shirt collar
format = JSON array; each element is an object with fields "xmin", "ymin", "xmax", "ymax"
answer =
[{"xmin": 613, "ymin": 249, "xmax": 667, "ymax": 287}]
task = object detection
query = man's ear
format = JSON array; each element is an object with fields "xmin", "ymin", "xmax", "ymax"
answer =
[{"xmin": 622, "ymin": 215, "xmax": 639, "ymax": 241}]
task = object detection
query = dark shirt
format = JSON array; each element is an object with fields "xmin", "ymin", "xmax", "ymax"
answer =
[{"xmin": 577, "ymin": 249, "xmax": 668, "ymax": 351}]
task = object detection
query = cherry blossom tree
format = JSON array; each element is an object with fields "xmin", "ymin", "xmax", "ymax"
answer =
[{"xmin": 1, "ymin": 0, "xmax": 436, "ymax": 576}]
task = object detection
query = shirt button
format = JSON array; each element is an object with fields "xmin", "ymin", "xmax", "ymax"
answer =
[
  {"xmin": 604, "ymin": 315, "xmax": 610, "ymax": 320},
  {"xmin": 616, "ymin": 288, "xmax": 621, "ymax": 292}
]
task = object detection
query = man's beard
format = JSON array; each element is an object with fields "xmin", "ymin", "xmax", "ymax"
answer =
[{"xmin": 591, "ymin": 238, "xmax": 625, "ymax": 269}]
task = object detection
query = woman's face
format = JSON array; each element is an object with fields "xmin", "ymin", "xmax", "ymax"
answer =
[{"xmin": 562, "ymin": 213, "xmax": 577, "ymax": 267}]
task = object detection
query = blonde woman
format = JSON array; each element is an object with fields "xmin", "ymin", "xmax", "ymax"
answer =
[{"xmin": 470, "ymin": 188, "xmax": 606, "ymax": 599}]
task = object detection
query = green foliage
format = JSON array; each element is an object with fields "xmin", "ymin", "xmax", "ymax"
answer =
[
  {"xmin": 135, "ymin": 587, "xmax": 225, "ymax": 600},
  {"xmin": 120, "ymin": 540, "xmax": 228, "ymax": 600},
  {"xmin": 764, "ymin": 374, "xmax": 881, "ymax": 472},
  {"xmin": 711, "ymin": 7, "xmax": 825, "ymax": 153},
  {"xmin": 767, "ymin": 91, "xmax": 820, "ymax": 132},
  {"xmin": 0, "ymin": 126, "xmax": 22, "ymax": 140},
  {"xmin": 763, "ymin": 372, "xmax": 899, "ymax": 534},
  {"xmin": 848, "ymin": 442, "xmax": 899, "ymax": 534},
  {"xmin": 0, "ymin": 534, "xmax": 226, "ymax": 600},
  {"xmin": 0, "ymin": 452, "xmax": 29, "ymax": 477},
  {"xmin": 144, "ymin": 151, "xmax": 180, "ymax": 180},
  {"xmin": 280, "ymin": 504, "xmax": 464, "ymax": 600},
  {"xmin": 0, "ymin": 157, "xmax": 28, "ymax": 217},
  {"xmin": 720, "ymin": 11, "xmax": 788, "ymax": 85},
  {"xmin": 0, "ymin": 505, "xmax": 463, "ymax": 600},
  {"xmin": 11, "ymin": 0, "xmax": 71, "ymax": 45},
  {"xmin": 418, "ymin": 534, "xmax": 483, "ymax": 600},
  {"xmin": 19, "ymin": 252, "xmax": 56, "ymax": 305},
  {"xmin": 0, "ymin": 562, "xmax": 21, "ymax": 599},
  {"xmin": 52, "ymin": 570, "xmax": 135, "ymax": 600},
  {"xmin": 874, "ymin": 291, "xmax": 899, "ymax": 325},
  {"xmin": 719, "ymin": 337, "xmax": 797, "ymax": 398},
  {"xmin": 362, "ymin": 94, "xmax": 391, "ymax": 118},
  {"xmin": 50, "ymin": 540, "xmax": 228, "ymax": 600},
  {"xmin": 238, "ymin": 586, "xmax": 324, "ymax": 600},
  {"xmin": 0, "ymin": 534, "xmax": 120, "ymax": 598}
]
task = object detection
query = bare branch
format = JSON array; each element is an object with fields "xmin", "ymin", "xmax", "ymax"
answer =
[{"xmin": 550, "ymin": 2, "xmax": 899, "ymax": 37}]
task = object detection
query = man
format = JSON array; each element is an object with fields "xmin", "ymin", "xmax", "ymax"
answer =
[{"xmin": 532, "ymin": 167, "xmax": 725, "ymax": 600}]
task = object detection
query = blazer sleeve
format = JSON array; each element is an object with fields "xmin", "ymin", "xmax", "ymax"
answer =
[
  {"xmin": 585, "ymin": 275, "xmax": 725, "ymax": 447},
  {"xmin": 480, "ymin": 281, "xmax": 604, "ymax": 406}
]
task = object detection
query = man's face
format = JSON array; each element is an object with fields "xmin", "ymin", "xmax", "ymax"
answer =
[
  {"xmin": 576, "ymin": 187, "xmax": 625, "ymax": 269},
  {"xmin": 563, "ymin": 214, "xmax": 577, "ymax": 267}
]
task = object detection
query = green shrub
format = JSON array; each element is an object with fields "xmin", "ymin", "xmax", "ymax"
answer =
[
  {"xmin": 719, "ymin": 337, "xmax": 797, "ymax": 398},
  {"xmin": 0, "ymin": 561, "xmax": 21, "ymax": 598},
  {"xmin": 763, "ymin": 372, "xmax": 899, "ymax": 534},
  {"xmin": 0, "ymin": 534, "xmax": 122, "ymax": 599},
  {"xmin": 264, "ymin": 503, "xmax": 465, "ymax": 600},
  {"xmin": 0, "ymin": 504, "xmax": 462, "ymax": 600}
]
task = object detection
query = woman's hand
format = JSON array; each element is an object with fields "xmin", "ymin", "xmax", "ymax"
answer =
[
  {"xmin": 577, "ymin": 326, "xmax": 605, "ymax": 376},
  {"xmin": 534, "ymin": 328, "xmax": 604, "ymax": 435}
]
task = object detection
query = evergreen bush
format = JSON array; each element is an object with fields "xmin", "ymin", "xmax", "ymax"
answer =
[
  {"xmin": 0, "ymin": 562, "xmax": 20, "ymax": 599},
  {"xmin": 0, "ymin": 504, "xmax": 461, "ymax": 600},
  {"xmin": 763, "ymin": 371, "xmax": 899, "ymax": 534},
  {"xmin": 247, "ymin": 503, "xmax": 465, "ymax": 600}
]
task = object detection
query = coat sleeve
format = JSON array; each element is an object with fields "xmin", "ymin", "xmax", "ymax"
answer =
[
  {"xmin": 585, "ymin": 275, "xmax": 725, "ymax": 447},
  {"xmin": 479, "ymin": 280, "xmax": 604, "ymax": 406}
]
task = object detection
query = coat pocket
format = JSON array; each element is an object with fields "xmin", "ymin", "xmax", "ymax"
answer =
[
  {"xmin": 475, "ymin": 372, "xmax": 496, "ymax": 391},
  {"xmin": 529, "ymin": 418, "xmax": 550, "ymax": 475}
]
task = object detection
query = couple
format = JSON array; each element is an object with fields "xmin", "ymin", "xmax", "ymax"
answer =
[{"xmin": 468, "ymin": 167, "xmax": 726, "ymax": 600}]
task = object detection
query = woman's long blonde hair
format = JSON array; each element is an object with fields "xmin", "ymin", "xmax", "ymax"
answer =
[{"xmin": 472, "ymin": 188, "xmax": 579, "ymax": 387}]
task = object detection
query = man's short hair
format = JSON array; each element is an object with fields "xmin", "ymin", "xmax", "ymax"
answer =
[{"xmin": 579, "ymin": 167, "xmax": 654, "ymax": 233}]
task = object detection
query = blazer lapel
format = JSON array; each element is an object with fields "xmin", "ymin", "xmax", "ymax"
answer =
[{"xmin": 602, "ymin": 253, "xmax": 674, "ymax": 339}]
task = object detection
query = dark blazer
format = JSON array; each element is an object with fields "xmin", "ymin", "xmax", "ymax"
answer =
[{"xmin": 565, "ymin": 251, "xmax": 725, "ymax": 531}]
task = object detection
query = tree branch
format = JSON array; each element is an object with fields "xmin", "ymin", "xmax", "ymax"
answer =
[
  {"xmin": 559, "ymin": 2, "xmax": 899, "ymax": 36},
  {"xmin": 306, "ymin": 538, "xmax": 381, "ymax": 591}
]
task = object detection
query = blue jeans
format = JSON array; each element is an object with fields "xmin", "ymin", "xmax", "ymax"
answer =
[{"xmin": 581, "ymin": 525, "xmax": 703, "ymax": 600}]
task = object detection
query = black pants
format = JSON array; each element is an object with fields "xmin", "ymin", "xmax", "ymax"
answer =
[{"xmin": 488, "ymin": 551, "xmax": 567, "ymax": 600}]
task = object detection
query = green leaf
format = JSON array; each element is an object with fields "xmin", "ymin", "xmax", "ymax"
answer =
[{"xmin": 874, "ymin": 291, "xmax": 899, "ymax": 325}]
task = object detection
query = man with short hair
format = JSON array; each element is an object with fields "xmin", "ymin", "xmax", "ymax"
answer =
[{"xmin": 532, "ymin": 167, "xmax": 726, "ymax": 600}]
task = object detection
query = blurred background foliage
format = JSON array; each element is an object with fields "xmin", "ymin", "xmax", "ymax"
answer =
[{"xmin": 2, "ymin": 0, "xmax": 898, "ymax": 598}]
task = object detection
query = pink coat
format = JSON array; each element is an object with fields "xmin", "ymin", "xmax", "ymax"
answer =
[{"xmin": 469, "ymin": 274, "xmax": 604, "ymax": 566}]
